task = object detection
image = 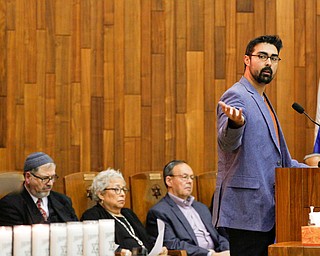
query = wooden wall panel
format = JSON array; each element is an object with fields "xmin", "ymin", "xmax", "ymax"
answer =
[
  {"xmin": 6, "ymin": 32, "xmax": 16, "ymax": 170},
  {"xmin": 187, "ymin": 0, "xmax": 204, "ymax": 51},
  {"xmin": 113, "ymin": 0, "xmax": 125, "ymax": 172},
  {"xmin": 91, "ymin": 96, "xmax": 104, "ymax": 171},
  {"xmin": 23, "ymin": 0, "xmax": 37, "ymax": 84},
  {"xmin": 305, "ymin": 0, "xmax": 318, "ymax": 126},
  {"xmin": 141, "ymin": 0, "xmax": 152, "ymax": 107},
  {"xmin": 124, "ymin": 95, "xmax": 141, "ymax": 137},
  {"xmin": 277, "ymin": 0, "xmax": 295, "ymax": 153},
  {"xmin": 225, "ymin": 0, "xmax": 237, "ymax": 89},
  {"xmin": 164, "ymin": 0, "xmax": 176, "ymax": 163},
  {"xmin": 0, "ymin": 97, "xmax": 7, "ymax": 147},
  {"xmin": 124, "ymin": 0, "xmax": 141, "ymax": 94},
  {"xmin": 91, "ymin": 0, "xmax": 104, "ymax": 97},
  {"xmin": 0, "ymin": 0, "xmax": 318, "ymax": 200},
  {"xmin": 141, "ymin": 106, "xmax": 152, "ymax": 171},
  {"xmin": 151, "ymin": 54, "xmax": 165, "ymax": 171},
  {"xmin": 186, "ymin": 52, "xmax": 204, "ymax": 171},
  {"xmin": 0, "ymin": 0, "xmax": 5, "ymax": 96},
  {"xmin": 204, "ymin": 0, "xmax": 214, "ymax": 112},
  {"xmin": 253, "ymin": 0, "xmax": 266, "ymax": 36}
]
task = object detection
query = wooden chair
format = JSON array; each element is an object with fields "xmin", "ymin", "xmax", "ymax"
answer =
[
  {"xmin": 129, "ymin": 172, "xmax": 167, "ymax": 224},
  {"xmin": 129, "ymin": 171, "xmax": 198, "ymax": 224},
  {"xmin": 64, "ymin": 172, "xmax": 99, "ymax": 219},
  {"xmin": 0, "ymin": 171, "xmax": 24, "ymax": 199},
  {"xmin": 196, "ymin": 171, "xmax": 217, "ymax": 209}
]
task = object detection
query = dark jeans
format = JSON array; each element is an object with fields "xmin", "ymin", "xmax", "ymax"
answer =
[{"xmin": 225, "ymin": 226, "xmax": 275, "ymax": 256}]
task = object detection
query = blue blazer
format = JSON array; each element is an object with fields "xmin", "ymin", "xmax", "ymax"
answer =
[
  {"xmin": 213, "ymin": 76, "xmax": 307, "ymax": 232},
  {"xmin": 146, "ymin": 194, "xmax": 229, "ymax": 256}
]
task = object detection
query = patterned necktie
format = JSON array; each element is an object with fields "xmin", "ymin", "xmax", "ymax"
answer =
[{"xmin": 36, "ymin": 198, "xmax": 48, "ymax": 221}]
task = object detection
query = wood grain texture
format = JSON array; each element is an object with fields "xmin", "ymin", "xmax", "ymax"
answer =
[
  {"xmin": 0, "ymin": 0, "xmax": 318, "ymax": 201},
  {"xmin": 269, "ymin": 241, "xmax": 320, "ymax": 256},
  {"xmin": 275, "ymin": 168, "xmax": 320, "ymax": 243}
]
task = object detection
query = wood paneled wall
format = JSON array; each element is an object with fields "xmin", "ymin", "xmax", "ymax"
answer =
[{"xmin": 0, "ymin": 0, "xmax": 319, "ymax": 194}]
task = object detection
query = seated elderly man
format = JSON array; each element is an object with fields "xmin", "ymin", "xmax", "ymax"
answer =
[
  {"xmin": 146, "ymin": 160, "xmax": 230, "ymax": 256},
  {"xmin": 0, "ymin": 152, "xmax": 78, "ymax": 226}
]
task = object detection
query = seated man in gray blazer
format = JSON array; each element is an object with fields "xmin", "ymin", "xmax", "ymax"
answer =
[
  {"xmin": 0, "ymin": 152, "xmax": 78, "ymax": 226},
  {"xmin": 146, "ymin": 160, "xmax": 229, "ymax": 256}
]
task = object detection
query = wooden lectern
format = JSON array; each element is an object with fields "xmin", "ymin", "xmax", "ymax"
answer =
[{"xmin": 275, "ymin": 168, "xmax": 320, "ymax": 242}]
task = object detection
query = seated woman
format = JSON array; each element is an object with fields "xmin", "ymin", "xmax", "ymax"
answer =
[{"xmin": 81, "ymin": 168, "xmax": 167, "ymax": 256}]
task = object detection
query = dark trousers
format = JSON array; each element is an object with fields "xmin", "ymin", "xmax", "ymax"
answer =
[{"xmin": 225, "ymin": 226, "xmax": 275, "ymax": 256}]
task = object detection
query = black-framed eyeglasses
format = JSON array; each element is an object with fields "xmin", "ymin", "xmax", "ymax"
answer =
[
  {"xmin": 104, "ymin": 187, "xmax": 129, "ymax": 194},
  {"xmin": 169, "ymin": 174, "xmax": 195, "ymax": 181},
  {"xmin": 249, "ymin": 53, "xmax": 281, "ymax": 63},
  {"xmin": 30, "ymin": 172, "xmax": 59, "ymax": 183}
]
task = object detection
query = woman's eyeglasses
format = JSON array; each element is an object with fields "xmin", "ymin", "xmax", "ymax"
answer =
[{"xmin": 104, "ymin": 187, "xmax": 129, "ymax": 194}]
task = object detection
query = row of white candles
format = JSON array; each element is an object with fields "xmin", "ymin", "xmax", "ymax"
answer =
[{"xmin": 0, "ymin": 219, "xmax": 115, "ymax": 256}]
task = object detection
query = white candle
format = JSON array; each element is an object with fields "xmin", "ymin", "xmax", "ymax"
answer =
[
  {"xmin": 32, "ymin": 224, "xmax": 49, "ymax": 256},
  {"xmin": 83, "ymin": 220, "xmax": 99, "ymax": 256},
  {"xmin": 50, "ymin": 223, "xmax": 67, "ymax": 256},
  {"xmin": 98, "ymin": 219, "xmax": 115, "ymax": 256},
  {"xmin": 13, "ymin": 225, "xmax": 31, "ymax": 256},
  {"xmin": 0, "ymin": 226, "xmax": 12, "ymax": 256},
  {"xmin": 67, "ymin": 222, "xmax": 83, "ymax": 256}
]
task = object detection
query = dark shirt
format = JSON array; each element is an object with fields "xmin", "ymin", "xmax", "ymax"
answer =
[{"xmin": 81, "ymin": 204, "xmax": 153, "ymax": 253}]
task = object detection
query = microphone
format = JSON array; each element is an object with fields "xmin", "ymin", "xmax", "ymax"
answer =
[{"xmin": 292, "ymin": 102, "xmax": 320, "ymax": 127}]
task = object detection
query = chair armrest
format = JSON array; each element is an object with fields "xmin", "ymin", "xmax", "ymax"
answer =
[{"xmin": 168, "ymin": 250, "xmax": 188, "ymax": 256}]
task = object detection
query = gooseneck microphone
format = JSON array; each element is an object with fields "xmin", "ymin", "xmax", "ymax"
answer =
[{"xmin": 292, "ymin": 102, "xmax": 320, "ymax": 127}]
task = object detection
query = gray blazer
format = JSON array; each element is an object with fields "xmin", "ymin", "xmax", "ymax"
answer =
[
  {"xmin": 213, "ymin": 76, "xmax": 307, "ymax": 232},
  {"xmin": 146, "ymin": 194, "xmax": 229, "ymax": 256}
]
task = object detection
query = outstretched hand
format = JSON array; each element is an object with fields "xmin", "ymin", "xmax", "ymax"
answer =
[{"xmin": 218, "ymin": 101, "xmax": 244, "ymax": 127}]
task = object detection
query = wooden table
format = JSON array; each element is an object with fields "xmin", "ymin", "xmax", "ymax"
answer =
[{"xmin": 269, "ymin": 242, "xmax": 320, "ymax": 256}]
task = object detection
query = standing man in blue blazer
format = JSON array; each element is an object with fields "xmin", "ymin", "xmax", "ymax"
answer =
[
  {"xmin": 212, "ymin": 35, "xmax": 308, "ymax": 256},
  {"xmin": 146, "ymin": 160, "xmax": 230, "ymax": 256}
]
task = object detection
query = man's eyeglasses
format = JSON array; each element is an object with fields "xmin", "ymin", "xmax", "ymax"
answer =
[
  {"xmin": 30, "ymin": 172, "xmax": 59, "ymax": 183},
  {"xmin": 249, "ymin": 53, "xmax": 281, "ymax": 63},
  {"xmin": 169, "ymin": 174, "xmax": 195, "ymax": 181},
  {"xmin": 104, "ymin": 187, "xmax": 129, "ymax": 194}
]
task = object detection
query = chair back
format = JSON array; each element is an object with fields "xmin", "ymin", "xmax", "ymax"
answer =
[
  {"xmin": 196, "ymin": 171, "xmax": 217, "ymax": 209},
  {"xmin": 0, "ymin": 171, "xmax": 24, "ymax": 199},
  {"xmin": 129, "ymin": 172, "xmax": 167, "ymax": 224},
  {"xmin": 64, "ymin": 172, "xmax": 99, "ymax": 219}
]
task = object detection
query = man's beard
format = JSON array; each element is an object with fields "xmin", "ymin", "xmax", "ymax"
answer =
[
  {"xmin": 253, "ymin": 67, "xmax": 273, "ymax": 84},
  {"xmin": 36, "ymin": 190, "xmax": 51, "ymax": 198}
]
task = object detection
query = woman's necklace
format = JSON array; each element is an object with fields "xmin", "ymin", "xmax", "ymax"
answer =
[{"xmin": 111, "ymin": 213, "xmax": 145, "ymax": 248}]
